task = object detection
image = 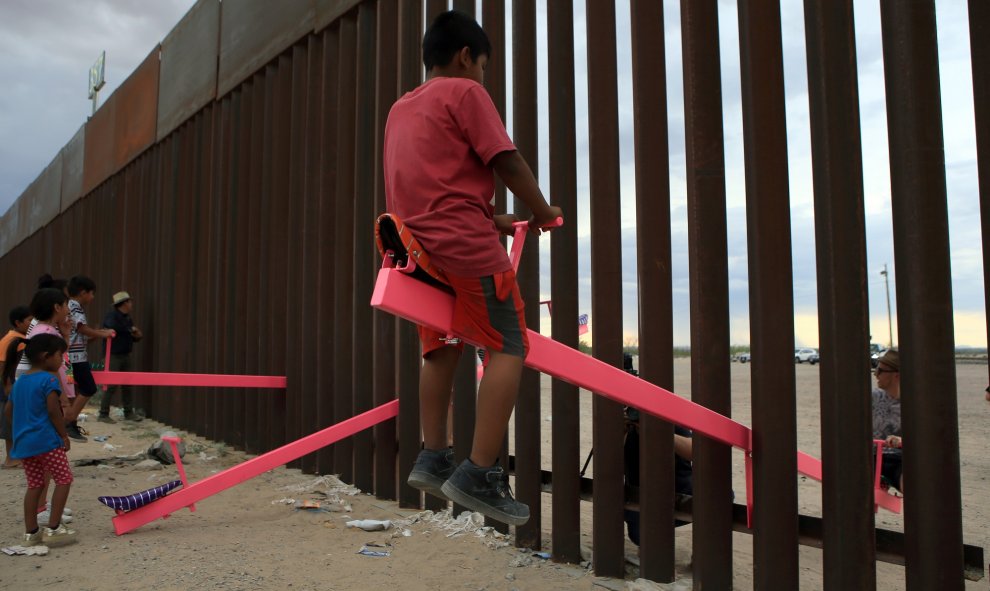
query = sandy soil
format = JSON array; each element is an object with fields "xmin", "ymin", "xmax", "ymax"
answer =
[{"xmin": 0, "ymin": 360, "xmax": 986, "ymax": 590}]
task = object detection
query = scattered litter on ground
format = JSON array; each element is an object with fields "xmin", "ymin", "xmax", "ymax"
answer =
[
  {"xmin": 280, "ymin": 475, "xmax": 360, "ymax": 496},
  {"xmin": 198, "ymin": 452, "xmax": 217, "ymax": 462},
  {"xmin": 93, "ymin": 435, "xmax": 110, "ymax": 442},
  {"xmin": 393, "ymin": 509, "xmax": 510, "ymax": 549},
  {"xmin": 345, "ymin": 519, "xmax": 391, "ymax": 531},
  {"xmin": 271, "ymin": 498, "xmax": 296, "ymax": 506},
  {"xmin": 2, "ymin": 545, "xmax": 49, "ymax": 556},
  {"xmin": 102, "ymin": 443, "xmax": 117, "ymax": 451},
  {"xmin": 357, "ymin": 542, "xmax": 391, "ymax": 557},
  {"xmin": 294, "ymin": 500, "xmax": 335, "ymax": 513},
  {"xmin": 533, "ymin": 551, "xmax": 551, "ymax": 560}
]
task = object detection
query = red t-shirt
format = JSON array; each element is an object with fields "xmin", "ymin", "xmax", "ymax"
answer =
[{"xmin": 384, "ymin": 77, "xmax": 517, "ymax": 277}]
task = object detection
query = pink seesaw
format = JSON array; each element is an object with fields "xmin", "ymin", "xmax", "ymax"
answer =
[
  {"xmin": 92, "ymin": 337, "xmax": 288, "ymax": 389},
  {"xmin": 371, "ymin": 217, "xmax": 902, "ymax": 524}
]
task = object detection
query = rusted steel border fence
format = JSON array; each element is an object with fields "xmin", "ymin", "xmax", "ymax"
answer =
[{"xmin": 0, "ymin": 1, "xmax": 979, "ymax": 588}]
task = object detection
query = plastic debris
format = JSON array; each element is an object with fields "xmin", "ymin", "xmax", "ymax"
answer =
[
  {"xmin": 2, "ymin": 545, "xmax": 49, "ymax": 556},
  {"xmin": 357, "ymin": 543, "xmax": 391, "ymax": 557},
  {"xmin": 93, "ymin": 435, "xmax": 109, "ymax": 442},
  {"xmin": 346, "ymin": 519, "xmax": 392, "ymax": 531},
  {"xmin": 393, "ymin": 509, "xmax": 510, "ymax": 549}
]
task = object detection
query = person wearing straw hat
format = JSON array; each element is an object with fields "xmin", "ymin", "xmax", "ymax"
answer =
[{"xmin": 98, "ymin": 291, "xmax": 143, "ymax": 422}]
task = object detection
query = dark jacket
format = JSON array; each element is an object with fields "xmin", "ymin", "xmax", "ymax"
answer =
[{"xmin": 102, "ymin": 309, "xmax": 136, "ymax": 355}]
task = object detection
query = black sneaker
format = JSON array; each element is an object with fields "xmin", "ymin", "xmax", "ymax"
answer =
[
  {"xmin": 408, "ymin": 448, "xmax": 456, "ymax": 500},
  {"xmin": 97, "ymin": 414, "xmax": 116, "ymax": 424},
  {"xmin": 123, "ymin": 411, "xmax": 144, "ymax": 422},
  {"xmin": 440, "ymin": 459, "xmax": 530, "ymax": 526},
  {"xmin": 66, "ymin": 423, "xmax": 88, "ymax": 443}
]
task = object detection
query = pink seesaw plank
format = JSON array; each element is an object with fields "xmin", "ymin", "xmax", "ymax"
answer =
[
  {"xmin": 112, "ymin": 400, "xmax": 398, "ymax": 535},
  {"xmin": 371, "ymin": 266, "xmax": 750, "ymax": 450},
  {"xmin": 92, "ymin": 371, "xmax": 287, "ymax": 389}
]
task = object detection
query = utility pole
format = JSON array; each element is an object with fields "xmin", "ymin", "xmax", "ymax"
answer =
[{"xmin": 880, "ymin": 264, "xmax": 893, "ymax": 348}]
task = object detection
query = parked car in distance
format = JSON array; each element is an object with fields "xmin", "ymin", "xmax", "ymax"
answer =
[
  {"xmin": 795, "ymin": 348, "xmax": 819, "ymax": 364},
  {"xmin": 736, "ymin": 352, "xmax": 751, "ymax": 363}
]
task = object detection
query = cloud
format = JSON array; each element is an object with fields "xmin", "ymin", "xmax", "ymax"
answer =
[{"xmin": 0, "ymin": 0, "xmax": 196, "ymax": 211}]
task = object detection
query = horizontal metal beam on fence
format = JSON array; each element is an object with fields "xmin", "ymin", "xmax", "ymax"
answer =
[{"xmin": 508, "ymin": 458, "xmax": 985, "ymax": 580}]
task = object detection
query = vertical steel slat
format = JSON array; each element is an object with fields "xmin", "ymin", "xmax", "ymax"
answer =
[
  {"xmin": 879, "ymin": 2, "xmax": 965, "ymax": 589},
  {"xmin": 680, "ymin": 1, "xmax": 734, "ymax": 587},
  {"xmin": 215, "ymin": 100, "xmax": 240, "ymax": 441},
  {"xmin": 397, "ymin": 0, "xmax": 424, "ymax": 510},
  {"xmin": 256, "ymin": 64, "xmax": 277, "ymax": 452},
  {"xmin": 268, "ymin": 54, "xmax": 292, "ymax": 451},
  {"xmin": 510, "ymin": 0, "xmax": 541, "ymax": 550},
  {"xmin": 737, "ymin": 1, "xmax": 799, "ymax": 587},
  {"xmin": 970, "ymin": 0, "xmax": 990, "ymax": 380},
  {"xmin": 629, "ymin": 0, "xmax": 676, "ymax": 581},
  {"xmin": 177, "ymin": 118, "xmax": 197, "ymax": 434},
  {"xmin": 206, "ymin": 107, "xmax": 221, "ymax": 439},
  {"xmin": 316, "ymin": 26, "xmax": 340, "ymax": 475},
  {"xmin": 158, "ymin": 136, "xmax": 179, "ymax": 424},
  {"xmin": 226, "ymin": 88, "xmax": 247, "ymax": 448},
  {"xmin": 241, "ymin": 78, "xmax": 263, "ymax": 453},
  {"xmin": 196, "ymin": 107, "xmax": 217, "ymax": 440},
  {"xmin": 482, "ymin": 0, "xmax": 507, "ymax": 217},
  {"xmin": 547, "ymin": 0, "xmax": 581, "ymax": 564},
  {"xmin": 352, "ymin": 2, "xmax": 378, "ymax": 493},
  {"xmin": 585, "ymin": 0, "xmax": 625, "ymax": 577},
  {"xmin": 803, "ymin": 2, "xmax": 877, "ymax": 588},
  {"xmin": 426, "ymin": 0, "xmax": 446, "ymax": 23},
  {"xmin": 152, "ymin": 137, "xmax": 172, "ymax": 424},
  {"xmin": 333, "ymin": 13, "xmax": 358, "ymax": 483},
  {"xmin": 205, "ymin": 97, "xmax": 230, "ymax": 441},
  {"xmin": 373, "ymin": 0, "xmax": 400, "ymax": 502},
  {"xmin": 452, "ymin": 0, "xmax": 473, "ymax": 17},
  {"xmin": 285, "ymin": 42, "xmax": 310, "ymax": 467},
  {"xmin": 300, "ymin": 32, "xmax": 325, "ymax": 474}
]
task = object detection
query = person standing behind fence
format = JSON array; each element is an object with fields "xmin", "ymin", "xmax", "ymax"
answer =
[
  {"xmin": 872, "ymin": 349, "xmax": 903, "ymax": 491},
  {"xmin": 64, "ymin": 276, "xmax": 115, "ymax": 442},
  {"xmin": 0, "ymin": 306, "xmax": 33, "ymax": 468},
  {"xmin": 99, "ymin": 291, "xmax": 143, "ymax": 422},
  {"xmin": 387, "ymin": 11, "xmax": 561, "ymax": 526},
  {"xmin": 3, "ymin": 333, "xmax": 77, "ymax": 546}
]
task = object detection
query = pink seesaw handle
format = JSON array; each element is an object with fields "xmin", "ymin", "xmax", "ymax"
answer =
[{"xmin": 509, "ymin": 216, "xmax": 564, "ymax": 273}]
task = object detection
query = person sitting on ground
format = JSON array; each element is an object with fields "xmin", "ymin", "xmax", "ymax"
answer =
[
  {"xmin": 871, "ymin": 349, "xmax": 903, "ymax": 492},
  {"xmin": 390, "ymin": 10, "xmax": 561, "ymax": 526},
  {"xmin": 0, "ymin": 306, "xmax": 33, "ymax": 468},
  {"xmin": 623, "ymin": 405, "xmax": 694, "ymax": 546}
]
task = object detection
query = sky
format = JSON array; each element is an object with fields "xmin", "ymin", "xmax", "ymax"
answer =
[{"xmin": 0, "ymin": 1, "xmax": 984, "ymax": 348}]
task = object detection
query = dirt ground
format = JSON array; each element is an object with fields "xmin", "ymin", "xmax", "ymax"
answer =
[{"xmin": 0, "ymin": 359, "xmax": 986, "ymax": 590}]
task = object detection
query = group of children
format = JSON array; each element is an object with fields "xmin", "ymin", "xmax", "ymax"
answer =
[{"xmin": 0, "ymin": 274, "xmax": 138, "ymax": 547}]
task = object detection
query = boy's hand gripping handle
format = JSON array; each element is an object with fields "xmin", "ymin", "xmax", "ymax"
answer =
[{"xmin": 508, "ymin": 217, "xmax": 563, "ymax": 274}]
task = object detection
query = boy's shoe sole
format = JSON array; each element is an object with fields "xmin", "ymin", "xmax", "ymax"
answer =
[
  {"xmin": 407, "ymin": 448, "xmax": 456, "ymax": 501},
  {"xmin": 439, "ymin": 460, "xmax": 530, "ymax": 526},
  {"xmin": 407, "ymin": 470, "xmax": 450, "ymax": 500},
  {"xmin": 440, "ymin": 479, "xmax": 529, "ymax": 526}
]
